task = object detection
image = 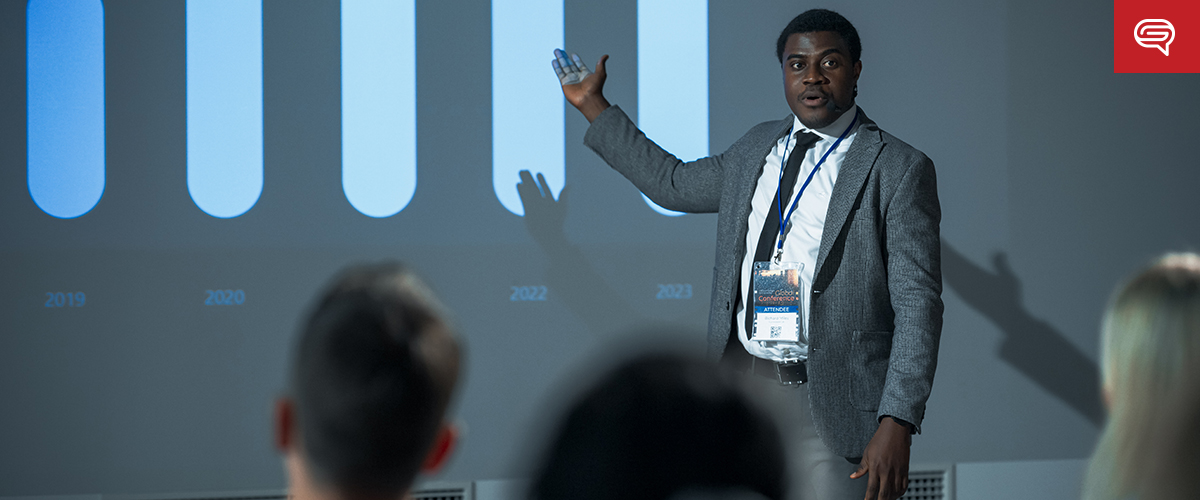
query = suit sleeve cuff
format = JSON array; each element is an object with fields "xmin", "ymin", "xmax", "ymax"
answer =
[
  {"xmin": 583, "ymin": 105, "xmax": 630, "ymax": 150},
  {"xmin": 880, "ymin": 414, "xmax": 919, "ymax": 435}
]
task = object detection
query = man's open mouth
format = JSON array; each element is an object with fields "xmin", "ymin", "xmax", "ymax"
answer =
[{"xmin": 801, "ymin": 92, "xmax": 828, "ymax": 106}]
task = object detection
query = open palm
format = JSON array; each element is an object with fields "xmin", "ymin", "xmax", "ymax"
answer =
[{"xmin": 551, "ymin": 49, "xmax": 608, "ymax": 116}]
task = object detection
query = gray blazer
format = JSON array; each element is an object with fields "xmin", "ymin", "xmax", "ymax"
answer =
[{"xmin": 583, "ymin": 105, "xmax": 943, "ymax": 458}]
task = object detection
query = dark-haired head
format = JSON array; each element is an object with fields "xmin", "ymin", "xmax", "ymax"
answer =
[
  {"xmin": 776, "ymin": 9, "xmax": 862, "ymax": 128},
  {"xmin": 529, "ymin": 352, "xmax": 787, "ymax": 500},
  {"xmin": 277, "ymin": 262, "xmax": 461, "ymax": 499},
  {"xmin": 775, "ymin": 9, "xmax": 861, "ymax": 64}
]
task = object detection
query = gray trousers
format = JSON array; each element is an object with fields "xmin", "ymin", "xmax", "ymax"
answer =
[{"xmin": 756, "ymin": 376, "xmax": 870, "ymax": 500}]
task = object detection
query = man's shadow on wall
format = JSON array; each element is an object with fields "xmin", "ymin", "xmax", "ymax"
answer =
[
  {"xmin": 941, "ymin": 241, "xmax": 1104, "ymax": 426},
  {"xmin": 516, "ymin": 170, "xmax": 650, "ymax": 335}
]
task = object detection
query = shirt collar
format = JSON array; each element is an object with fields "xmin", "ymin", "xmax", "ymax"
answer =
[{"xmin": 792, "ymin": 104, "xmax": 860, "ymax": 141}]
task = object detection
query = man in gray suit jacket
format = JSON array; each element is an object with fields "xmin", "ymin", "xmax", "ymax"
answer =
[{"xmin": 553, "ymin": 9, "xmax": 941, "ymax": 500}]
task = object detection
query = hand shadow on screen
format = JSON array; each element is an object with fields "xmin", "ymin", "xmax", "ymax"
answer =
[
  {"xmin": 942, "ymin": 241, "xmax": 1104, "ymax": 426},
  {"xmin": 517, "ymin": 170, "xmax": 647, "ymax": 334}
]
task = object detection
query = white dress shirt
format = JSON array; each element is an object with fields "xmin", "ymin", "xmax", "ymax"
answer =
[{"xmin": 736, "ymin": 105, "xmax": 861, "ymax": 362}]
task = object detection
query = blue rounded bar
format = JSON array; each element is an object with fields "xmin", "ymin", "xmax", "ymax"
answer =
[
  {"xmin": 186, "ymin": 0, "xmax": 263, "ymax": 219},
  {"xmin": 637, "ymin": 0, "xmax": 708, "ymax": 217},
  {"xmin": 492, "ymin": 0, "xmax": 564, "ymax": 216},
  {"xmin": 27, "ymin": 0, "xmax": 106, "ymax": 219},
  {"xmin": 341, "ymin": 0, "xmax": 417, "ymax": 218}
]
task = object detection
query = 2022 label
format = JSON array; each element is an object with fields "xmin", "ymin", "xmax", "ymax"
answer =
[{"xmin": 510, "ymin": 286, "xmax": 548, "ymax": 302}]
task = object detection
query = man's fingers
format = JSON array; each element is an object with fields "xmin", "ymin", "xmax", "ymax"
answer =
[
  {"xmin": 850, "ymin": 464, "xmax": 867, "ymax": 479},
  {"xmin": 893, "ymin": 475, "xmax": 908, "ymax": 499},
  {"xmin": 874, "ymin": 471, "xmax": 894, "ymax": 500},
  {"xmin": 863, "ymin": 469, "xmax": 880, "ymax": 500},
  {"xmin": 551, "ymin": 59, "xmax": 567, "ymax": 81},
  {"xmin": 594, "ymin": 54, "xmax": 609, "ymax": 77},
  {"xmin": 552, "ymin": 58, "xmax": 578, "ymax": 86},
  {"xmin": 554, "ymin": 48, "xmax": 573, "ymax": 70},
  {"xmin": 869, "ymin": 468, "xmax": 908, "ymax": 500},
  {"xmin": 571, "ymin": 54, "xmax": 592, "ymax": 78},
  {"xmin": 552, "ymin": 49, "xmax": 576, "ymax": 85},
  {"xmin": 553, "ymin": 49, "xmax": 598, "ymax": 85}
]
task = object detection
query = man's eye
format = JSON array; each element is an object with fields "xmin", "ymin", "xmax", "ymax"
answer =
[{"xmin": 824, "ymin": 60, "xmax": 838, "ymax": 68}]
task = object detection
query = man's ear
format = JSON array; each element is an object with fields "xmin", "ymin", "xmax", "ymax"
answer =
[
  {"xmin": 275, "ymin": 398, "xmax": 295, "ymax": 453},
  {"xmin": 420, "ymin": 424, "xmax": 458, "ymax": 475}
]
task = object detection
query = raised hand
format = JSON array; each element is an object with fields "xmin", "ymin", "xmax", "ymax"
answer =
[
  {"xmin": 551, "ymin": 48, "xmax": 610, "ymax": 122},
  {"xmin": 552, "ymin": 49, "xmax": 592, "ymax": 85}
]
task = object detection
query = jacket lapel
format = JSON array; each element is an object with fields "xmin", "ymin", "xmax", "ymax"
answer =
[
  {"xmin": 814, "ymin": 111, "xmax": 883, "ymax": 277},
  {"xmin": 730, "ymin": 116, "xmax": 795, "ymax": 247}
]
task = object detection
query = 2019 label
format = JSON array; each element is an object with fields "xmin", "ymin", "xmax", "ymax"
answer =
[{"xmin": 45, "ymin": 292, "xmax": 86, "ymax": 307}]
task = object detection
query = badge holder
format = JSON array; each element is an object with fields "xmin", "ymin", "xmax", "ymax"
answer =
[{"xmin": 750, "ymin": 261, "xmax": 808, "ymax": 363}]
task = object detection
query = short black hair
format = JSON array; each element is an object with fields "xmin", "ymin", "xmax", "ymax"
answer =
[
  {"xmin": 529, "ymin": 352, "xmax": 787, "ymax": 500},
  {"xmin": 291, "ymin": 262, "xmax": 460, "ymax": 496},
  {"xmin": 775, "ymin": 9, "xmax": 861, "ymax": 63}
]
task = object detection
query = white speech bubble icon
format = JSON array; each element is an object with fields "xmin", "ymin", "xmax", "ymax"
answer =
[{"xmin": 1135, "ymin": 19, "xmax": 1175, "ymax": 56}]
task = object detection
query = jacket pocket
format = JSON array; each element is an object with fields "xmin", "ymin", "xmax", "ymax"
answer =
[{"xmin": 849, "ymin": 330, "xmax": 893, "ymax": 411}]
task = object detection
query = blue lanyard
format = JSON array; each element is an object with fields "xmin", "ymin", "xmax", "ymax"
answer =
[{"xmin": 774, "ymin": 108, "xmax": 859, "ymax": 262}]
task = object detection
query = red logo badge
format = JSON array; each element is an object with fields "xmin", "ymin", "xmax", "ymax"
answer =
[{"xmin": 1114, "ymin": 0, "xmax": 1200, "ymax": 72}]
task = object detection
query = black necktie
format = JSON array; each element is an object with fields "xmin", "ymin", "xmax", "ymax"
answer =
[{"xmin": 744, "ymin": 131, "xmax": 820, "ymax": 340}]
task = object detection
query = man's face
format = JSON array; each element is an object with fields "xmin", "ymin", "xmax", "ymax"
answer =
[{"xmin": 782, "ymin": 31, "xmax": 861, "ymax": 129}]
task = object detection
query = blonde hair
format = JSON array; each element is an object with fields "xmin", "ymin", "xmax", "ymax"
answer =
[
  {"xmin": 1142, "ymin": 380, "xmax": 1200, "ymax": 500},
  {"xmin": 1083, "ymin": 253, "xmax": 1200, "ymax": 499}
]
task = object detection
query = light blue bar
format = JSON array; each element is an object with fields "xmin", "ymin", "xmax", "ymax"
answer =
[
  {"xmin": 492, "ymin": 0, "xmax": 563, "ymax": 216},
  {"xmin": 638, "ymin": 0, "xmax": 708, "ymax": 217},
  {"xmin": 26, "ymin": 0, "xmax": 106, "ymax": 219},
  {"xmin": 186, "ymin": 0, "xmax": 263, "ymax": 219},
  {"xmin": 342, "ymin": 0, "xmax": 416, "ymax": 218}
]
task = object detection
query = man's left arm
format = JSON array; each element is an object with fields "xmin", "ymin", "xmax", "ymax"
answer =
[
  {"xmin": 879, "ymin": 151, "xmax": 943, "ymax": 429},
  {"xmin": 852, "ymin": 151, "xmax": 944, "ymax": 500}
]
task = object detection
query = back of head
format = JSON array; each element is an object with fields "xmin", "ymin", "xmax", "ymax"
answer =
[
  {"xmin": 775, "ymin": 9, "xmax": 862, "ymax": 63},
  {"xmin": 290, "ymin": 262, "xmax": 461, "ymax": 497},
  {"xmin": 529, "ymin": 352, "xmax": 787, "ymax": 500},
  {"xmin": 1142, "ymin": 377, "xmax": 1200, "ymax": 500},
  {"xmin": 1084, "ymin": 253, "xmax": 1200, "ymax": 499}
]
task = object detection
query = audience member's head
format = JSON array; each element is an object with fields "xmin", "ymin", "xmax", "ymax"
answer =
[
  {"xmin": 1142, "ymin": 375, "xmax": 1200, "ymax": 500},
  {"xmin": 275, "ymin": 262, "xmax": 462, "ymax": 500},
  {"xmin": 528, "ymin": 351, "xmax": 787, "ymax": 500},
  {"xmin": 1083, "ymin": 252, "xmax": 1200, "ymax": 500}
]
